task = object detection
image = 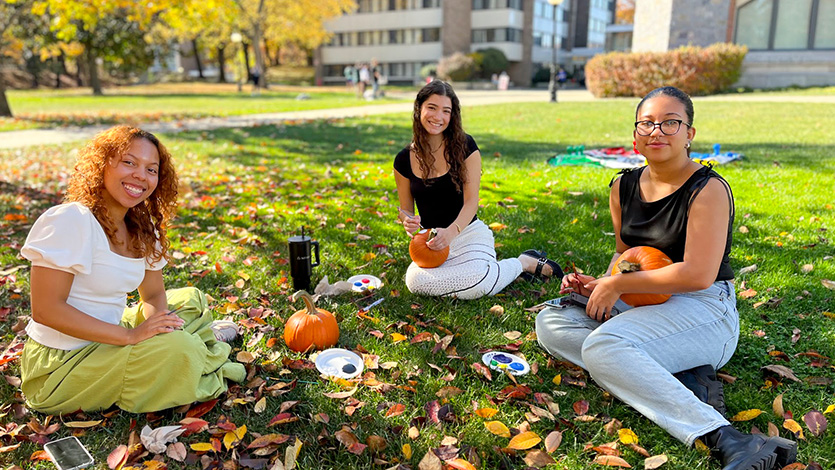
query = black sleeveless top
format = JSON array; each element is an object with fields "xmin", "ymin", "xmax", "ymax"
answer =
[
  {"xmin": 393, "ymin": 134, "xmax": 479, "ymax": 229},
  {"xmin": 615, "ymin": 165, "xmax": 735, "ymax": 282}
]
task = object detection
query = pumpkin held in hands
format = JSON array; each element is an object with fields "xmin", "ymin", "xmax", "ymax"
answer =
[
  {"xmin": 409, "ymin": 228, "xmax": 449, "ymax": 268},
  {"xmin": 283, "ymin": 290, "xmax": 339, "ymax": 352},
  {"xmin": 611, "ymin": 246, "xmax": 674, "ymax": 306}
]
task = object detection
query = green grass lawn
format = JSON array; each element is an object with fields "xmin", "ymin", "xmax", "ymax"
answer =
[
  {"xmin": 0, "ymin": 83, "xmax": 408, "ymax": 132},
  {"xmin": 1, "ymin": 99, "xmax": 834, "ymax": 469}
]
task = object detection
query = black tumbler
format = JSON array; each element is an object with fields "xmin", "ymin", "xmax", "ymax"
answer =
[{"xmin": 288, "ymin": 233, "xmax": 320, "ymax": 292}]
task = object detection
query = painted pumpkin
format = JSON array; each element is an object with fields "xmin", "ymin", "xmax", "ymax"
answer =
[
  {"xmin": 283, "ymin": 290, "xmax": 339, "ymax": 352},
  {"xmin": 409, "ymin": 228, "xmax": 449, "ymax": 268},
  {"xmin": 611, "ymin": 246, "xmax": 674, "ymax": 306}
]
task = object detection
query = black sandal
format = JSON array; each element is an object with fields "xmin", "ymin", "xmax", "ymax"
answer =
[{"xmin": 521, "ymin": 249, "xmax": 564, "ymax": 280}]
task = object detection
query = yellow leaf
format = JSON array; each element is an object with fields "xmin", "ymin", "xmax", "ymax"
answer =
[
  {"xmin": 237, "ymin": 270, "xmax": 250, "ymax": 281},
  {"xmin": 508, "ymin": 431, "xmax": 541, "ymax": 450},
  {"xmin": 824, "ymin": 404, "xmax": 835, "ymax": 414},
  {"xmin": 475, "ymin": 408, "xmax": 498, "ymax": 419},
  {"xmin": 488, "ymin": 222, "xmax": 507, "ymax": 231},
  {"xmin": 783, "ymin": 419, "xmax": 805, "ymax": 439},
  {"xmin": 62, "ymin": 420, "xmax": 103, "ymax": 428},
  {"xmin": 618, "ymin": 428, "xmax": 639, "ymax": 444},
  {"xmin": 552, "ymin": 374, "xmax": 561, "ymax": 386},
  {"xmin": 391, "ymin": 333, "xmax": 407, "ymax": 343},
  {"xmin": 362, "ymin": 252, "xmax": 376, "ymax": 262},
  {"xmin": 402, "ymin": 443, "xmax": 412, "ymax": 460},
  {"xmin": 571, "ymin": 218, "xmax": 578, "ymax": 224},
  {"xmin": 223, "ymin": 425, "xmax": 247, "ymax": 450},
  {"xmin": 254, "ymin": 397, "xmax": 267, "ymax": 414},
  {"xmin": 190, "ymin": 442, "xmax": 214, "ymax": 452},
  {"xmin": 485, "ymin": 421, "xmax": 511, "ymax": 438},
  {"xmin": 730, "ymin": 409, "xmax": 763, "ymax": 421},
  {"xmin": 446, "ymin": 458, "xmax": 477, "ymax": 470},
  {"xmin": 694, "ymin": 439, "xmax": 710, "ymax": 454}
]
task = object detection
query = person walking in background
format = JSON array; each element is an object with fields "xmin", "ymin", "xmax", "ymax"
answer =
[
  {"xmin": 371, "ymin": 59, "xmax": 381, "ymax": 99},
  {"xmin": 358, "ymin": 63, "xmax": 370, "ymax": 99},
  {"xmin": 343, "ymin": 64, "xmax": 355, "ymax": 90}
]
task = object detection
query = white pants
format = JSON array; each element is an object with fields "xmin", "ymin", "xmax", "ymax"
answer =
[{"xmin": 405, "ymin": 220, "xmax": 522, "ymax": 300}]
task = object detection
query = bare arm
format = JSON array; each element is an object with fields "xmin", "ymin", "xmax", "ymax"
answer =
[
  {"xmin": 394, "ymin": 168, "xmax": 421, "ymax": 236},
  {"xmin": 30, "ymin": 266, "xmax": 183, "ymax": 346},
  {"xmin": 136, "ymin": 269, "xmax": 170, "ymax": 320}
]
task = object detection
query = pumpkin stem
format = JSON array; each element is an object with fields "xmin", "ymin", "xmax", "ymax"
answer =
[
  {"xmin": 617, "ymin": 260, "xmax": 642, "ymax": 274},
  {"xmin": 292, "ymin": 290, "xmax": 318, "ymax": 314},
  {"xmin": 428, "ymin": 228, "xmax": 437, "ymax": 242}
]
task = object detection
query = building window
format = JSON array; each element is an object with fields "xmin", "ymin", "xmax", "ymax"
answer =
[
  {"xmin": 736, "ymin": 0, "xmax": 834, "ymax": 50},
  {"xmin": 774, "ymin": 0, "xmax": 813, "ymax": 49},
  {"xmin": 473, "ymin": 0, "xmax": 523, "ymax": 9},
  {"xmin": 422, "ymin": 27, "xmax": 441, "ymax": 42},
  {"xmin": 816, "ymin": 0, "xmax": 835, "ymax": 48}
]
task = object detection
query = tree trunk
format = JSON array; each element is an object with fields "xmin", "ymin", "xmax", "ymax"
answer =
[
  {"xmin": 217, "ymin": 45, "xmax": 227, "ymax": 83},
  {"xmin": 242, "ymin": 42, "xmax": 251, "ymax": 82},
  {"xmin": 252, "ymin": 24, "xmax": 268, "ymax": 89},
  {"xmin": 87, "ymin": 49, "xmax": 102, "ymax": 96},
  {"xmin": 192, "ymin": 38, "xmax": 204, "ymax": 79},
  {"xmin": 0, "ymin": 72, "xmax": 12, "ymax": 117}
]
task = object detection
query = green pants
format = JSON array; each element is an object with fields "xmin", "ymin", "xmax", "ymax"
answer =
[{"xmin": 20, "ymin": 287, "xmax": 246, "ymax": 414}]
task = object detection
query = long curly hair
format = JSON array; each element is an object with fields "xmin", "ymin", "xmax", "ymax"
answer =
[
  {"xmin": 65, "ymin": 126, "xmax": 179, "ymax": 263},
  {"xmin": 412, "ymin": 80, "xmax": 469, "ymax": 192}
]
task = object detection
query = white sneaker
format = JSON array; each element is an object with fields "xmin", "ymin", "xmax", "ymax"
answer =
[{"xmin": 211, "ymin": 320, "xmax": 239, "ymax": 342}]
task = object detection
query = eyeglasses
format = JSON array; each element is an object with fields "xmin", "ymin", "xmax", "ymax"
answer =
[{"xmin": 634, "ymin": 119, "xmax": 690, "ymax": 136}]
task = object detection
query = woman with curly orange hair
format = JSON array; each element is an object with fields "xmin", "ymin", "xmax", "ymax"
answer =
[{"xmin": 19, "ymin": 126, "xmax": 246, "ymax": 414}]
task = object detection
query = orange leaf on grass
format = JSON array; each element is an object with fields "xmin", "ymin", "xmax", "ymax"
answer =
[
  {"xmin": 592, "ymin": 455, "xmax": 632, "ymax": 467},
  {"xmin": 385, "ymin": 403, "xmax": 407, "ymax": 418},
  {"xmin": 446, "ymin": 458, "xmax": 477, "ymax": 470},
  {"xmin": 783, "ymin": 419, "xmax": 805, "ymax": 439},
  {"xmin": 268, "ymin": 413, "xmax": 299, "ymax": 426},
  {"xmin": 410, "ymin": 332, "xmax": 434, "ymax": 344},
  {"xmin": 474, "ymin": 408, "xmax": 498, "ymax": 419},
  {"xmin": 507, "ymin": 431, "xmax": 541, "ymax": 450},
  {"xmin": 186, "ymin": 399, "xmax": 218, "ymax": 418}
]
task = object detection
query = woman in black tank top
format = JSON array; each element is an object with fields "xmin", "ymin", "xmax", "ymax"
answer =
[{"xmin": 535, "ymin": 87, "xmax": 796, "ymax": 470}]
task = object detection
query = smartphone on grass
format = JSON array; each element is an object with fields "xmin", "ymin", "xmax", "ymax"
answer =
[{"xmin": 43, "ymin": 436, "xmax": 94, "ymax": 470}]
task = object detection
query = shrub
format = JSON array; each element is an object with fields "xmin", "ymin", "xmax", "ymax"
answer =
[
  {"xmin": 474, "ymin": 48, "xmax": 509, "ymax": 78},
  {"xmin": 436, "ymin": 52, "xmax": 476, "ymax": 82},
  {"xmin": 585, "ymin": 43, "xmax": 747, "ymax": 97}
]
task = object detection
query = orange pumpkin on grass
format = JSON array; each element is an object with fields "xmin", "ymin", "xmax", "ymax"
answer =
[
  {"xmin": 409, "ymin": 228, "xmax": 449, "ymax": 268},
  {"xmin": 283, "ymin": 290, "xmax": 339, "ymax": 352},
  {"xmin": 611, "ymin": 246, "xmax": 674, "ymax": 306}
]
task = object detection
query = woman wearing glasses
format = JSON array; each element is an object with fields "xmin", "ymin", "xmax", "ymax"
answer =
[{"xmin": 536, "ymin": 87, "xmax": 796, "ymax": 470}]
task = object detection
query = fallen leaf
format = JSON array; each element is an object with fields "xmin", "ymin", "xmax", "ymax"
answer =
[
  {"xmin": 391, "ymin": 333, "xmax": 407, "ymax": 343},
  {"xmin": 166, "ymin": 442, "xmax": 187, "ymax": 462},
  {"xmin": 761, "ymin": 365, "xmax": 801, "ymax": 382},
  {"xmin": 821, "ymin": 279, "xmax": 835, "ymax": 290},
  {"xmin": 446, "ymin": 458, "xmax": 477, "ymax": 470},
  {"xmin": 739, "ymin": 264, "xmax": 757, "ymax": 275},
  {"xmin": 63, "ymin": 419, "xmax": 103, "ymax": 428},
  {"xmin": 254, "ymin": 396, "xmax": 267, "ymax": 414},
  {"xmin": 824, "ymin": 404, "xmax": 835, "ymax": 414},
  {"xmin": 524, "ymin": 449, "xmax": 556, "ymax": 468},
  {"xmin": 593, "ymin": 455, "xmax": 632, "ymax": 467},
  {"xmin": 190, "ymin": 442, "xmax": 214, "ymax": 452},
  {"xmin": 268, "ymin": 413, "xmax": 300, "ymax": 426},
  {"xmin": 618, "ymin": 428, "xmax": 639, "ymax": 444},
  {"xmin": 783, "ymin": 419, "xmax": 805, "ymax": 439},
  {"xmin": 573, "ymin": 400, "xmax": 589, "ymax": 415},
  {"xmin": 643, "ymin": 454, "xmax": 668, "ymax": 469},
  {"xmin": 730, "ymin": 409, "xmax": 763, "ymax": 422},
  {"xmin": 508, "ymin": 431, "xmax": 541, "ymax": 450},
  {"xmin": 418, "ymin": 449, "xmax": 443, "ymax": 470},
  {"xmin": 322, "ymin": 388, "xmax": 358, "ymax": 399},
  {"xmin": 385, "ymin": 403, "xmax": 407, "ymax": 418},
  {"xmin": 474, "ymin": 408, "xmax": 498, "ymax": 419},
  {"xmin": 503, "ymin": 331, "xmax": 522, "ymax": 340},
  {"xmin": 802, "ymin": 410, "xmax": 828, "ymax": 437},
  {"xmin": 772, "ymin": 394, "xmax": 784, "ymax": 418},
  {"xmin": 488, "ymin": 222, "xmax": 507, "ymax": 231},
  {"xmin": 403, "ymin": 443, "xmax": 412, "ymax": 460},
  {"xmin": 738, "ymin": 288, "xmax": 757, "ymax": 299},
  {"xmin": 544, "ymin": 430, "xmax": 562, "ymax": 453},
  {"xmin": 485, "ymin": 421, "xmax": 511, "ymax": 438},
  {"xmin": 107, "ymin": 445, "xmax": 128, "ymax": 469},
  {"xmin": 410, "ymin": 332, "xmax": 433, "ymax": 344},
  {"xmin": 767, "ymin": 422, "xmax": 780, "ymax": 437}
]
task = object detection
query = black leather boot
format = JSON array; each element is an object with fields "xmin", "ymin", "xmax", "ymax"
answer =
[
  {"xmin": 674, "ymin": 364, "xmax": 727, "ymax": 416},
  {"xmin": 703, "ymin": 425, "xmax": 797, "ymax": 470}
]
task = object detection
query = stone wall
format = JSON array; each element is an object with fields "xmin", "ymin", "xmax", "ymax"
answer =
[{"xmin": 442, "ymin": 1, "xmax": 472, "ymax": 57}]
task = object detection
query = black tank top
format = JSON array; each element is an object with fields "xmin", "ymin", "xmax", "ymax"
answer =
[
  {"xmin": 615, "ymin": 165, "xmax": 735, "ymax": 282},
  {"xmin": 393, "ymin": 134, "xmax": 479, "ymax": 229}
]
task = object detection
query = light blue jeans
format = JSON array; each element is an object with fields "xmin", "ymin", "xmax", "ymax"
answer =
[{"xmin": 535, "ymin": 281, "xmax": 738, "ymax": 445}]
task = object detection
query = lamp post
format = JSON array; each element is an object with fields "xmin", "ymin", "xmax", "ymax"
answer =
[
  {"xmin": 547, "ymin": 0, "xmax": 564, "ymax": 103},
  {"xmin": 230, "ymin": 32, "xmax": 244, "ymax": 92}
]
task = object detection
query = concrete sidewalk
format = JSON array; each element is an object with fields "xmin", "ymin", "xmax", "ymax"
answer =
[{"xmin": 0, "ymin": 89, "xmax": 594, "ymax": 150}]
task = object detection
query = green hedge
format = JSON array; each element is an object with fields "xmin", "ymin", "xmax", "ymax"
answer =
[{"xmin": 586, "ymin": 43, "xmax": 747, "ymax": 97}]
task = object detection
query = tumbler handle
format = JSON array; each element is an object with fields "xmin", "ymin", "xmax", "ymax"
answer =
[{"xmin": 310, "ymin": 240, "xmax": 320, "ymax": 268}]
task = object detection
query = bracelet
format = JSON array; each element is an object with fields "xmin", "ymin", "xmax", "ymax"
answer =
[{"xmin": 454, "ymin": 222, "xmax": 461, "ymax": 233}]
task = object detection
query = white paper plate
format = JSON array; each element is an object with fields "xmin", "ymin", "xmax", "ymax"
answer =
[
  {"xmin": 346, "ymin": 274, "xmax": 382, "ymax": 293},
  {"xmin": 481, "ymin": 351, "xmax": 530, "ymax": 376},
  {"xmin": 314, "ymin": 348, "xmax": 364, "ymax": 379}
]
